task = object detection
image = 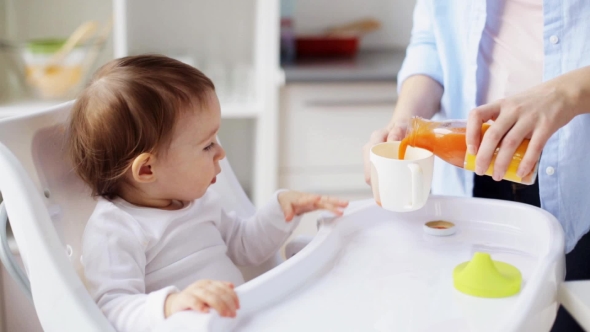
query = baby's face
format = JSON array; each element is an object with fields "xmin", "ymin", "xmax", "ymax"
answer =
[{"xmin": 155, "ymin": 91, "xmax": 225, "ymax": 201}]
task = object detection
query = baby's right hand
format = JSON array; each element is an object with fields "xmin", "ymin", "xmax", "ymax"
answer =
[{"xmin": 164, "ymin": 280, "xmax": 240, "ymax": 318}]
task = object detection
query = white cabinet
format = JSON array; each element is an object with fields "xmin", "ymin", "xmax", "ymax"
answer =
[
  {"xmin": 279, "ymin": 82, "xmax": 397, "ymax": 195},
  {"xmin": 278, "ymin": 82, "xmax": 397, "ymax": 258}
]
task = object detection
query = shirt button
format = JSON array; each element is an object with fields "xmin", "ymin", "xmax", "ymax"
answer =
[
  {"xmin": 550, "ymin": 35, "xmax": 559, "ymax": 44},
  {"xmin": 546, "ymin": 167, "xmax": 555, "ymax": 175}
]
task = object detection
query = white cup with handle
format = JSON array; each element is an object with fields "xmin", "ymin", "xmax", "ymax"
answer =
[{"xmin": 370, "ymin": 141, "xmax": 434, "ymax": 212}]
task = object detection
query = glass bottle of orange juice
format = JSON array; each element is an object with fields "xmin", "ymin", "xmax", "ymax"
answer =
[{"xmin": 398, "ymin": 117, "xmax": 538, "ymax": 185}]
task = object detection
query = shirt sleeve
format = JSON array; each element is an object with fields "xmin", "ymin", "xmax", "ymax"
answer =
[
  {"xmin": 397, "ymin": 0, "xmax": 444, "ymax": 93},
  {"xmin": 214, "ymin": 190, "xmax": 301, "ymax": 266},
  {"xmin": 82, "ymin": 207, "xmax": 178, "ymax": 332}
]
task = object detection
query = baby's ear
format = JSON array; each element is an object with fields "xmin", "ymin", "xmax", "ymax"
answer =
[{"xmin": 131, "ymin": 153, "xmax": 157, "ymax": 183}]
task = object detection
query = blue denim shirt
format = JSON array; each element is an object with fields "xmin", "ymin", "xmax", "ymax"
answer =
[{"xmin": 398, "ymin": 0, "xmax": 590, "ymax": 252}]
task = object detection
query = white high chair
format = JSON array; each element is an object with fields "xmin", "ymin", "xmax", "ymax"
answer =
[
  {"xmin": 0, "ymin": 101, "xmax": 287, "ymax": 331},
  {"xmin": 1, "ymin": 102, "xmax": 589, "ymax": 332}
]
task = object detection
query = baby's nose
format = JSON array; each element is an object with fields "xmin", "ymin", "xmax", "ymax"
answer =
[{"xmin": 217, "ymin": 146, "xmax": 226, "ymax": 160}]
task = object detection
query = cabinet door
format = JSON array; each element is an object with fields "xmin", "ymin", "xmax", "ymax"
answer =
[{"xmin": 279, "ymin": 83, "xmax": 396, "ymax": 193}]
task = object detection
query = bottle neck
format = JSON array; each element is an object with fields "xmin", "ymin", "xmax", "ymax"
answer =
[
  {"xmin": 403, "ymin": 117, "xmax": 469, "ymax": 168},
  {"xmin": 404, "ymin": 117, "xmax": 436, "ymax": 152}
]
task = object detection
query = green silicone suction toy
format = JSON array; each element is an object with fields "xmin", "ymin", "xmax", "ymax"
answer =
[{"xmin": 453, "ymin": 252, "xmax": 522, "ymax": 298}]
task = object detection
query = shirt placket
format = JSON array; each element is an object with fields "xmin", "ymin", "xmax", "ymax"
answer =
[
  {"xmin": 465, "ymin": 0, "xmax": 487, "ymax": 195},
  {"xmin": 538, "ymin": 0, "xmax": 562, "ymax": 220}
]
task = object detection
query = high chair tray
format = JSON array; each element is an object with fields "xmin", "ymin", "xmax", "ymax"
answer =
[{"xmin": 157, "ymin": 196, "xmax": 565, "ymax": 332}]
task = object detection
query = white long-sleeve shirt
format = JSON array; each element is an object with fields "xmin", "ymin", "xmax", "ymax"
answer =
[{"xmin": 81, "ymin": 189, "xmax": 299, "ymax": 332}]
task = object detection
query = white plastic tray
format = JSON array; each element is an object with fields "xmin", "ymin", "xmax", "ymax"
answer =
[{"xmin": 157, "ymin": 196, "xmax": 565, "ymax": 332}]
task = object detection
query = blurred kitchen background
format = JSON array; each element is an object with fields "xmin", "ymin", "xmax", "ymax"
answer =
[{"xmin": 0, "ymin": 0, "xmax": 415, "ymax": 330}]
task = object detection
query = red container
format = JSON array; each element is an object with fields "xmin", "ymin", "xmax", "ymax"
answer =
[{"xmin": 295, "ymin": 35, "xmax": 359, "ymax": 58}]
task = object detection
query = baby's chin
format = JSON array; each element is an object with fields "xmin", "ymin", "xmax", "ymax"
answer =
[
  {"xmin": 183, "ymin": 177, "xmax": 218, "ymax": 201},
  {"xmin": 188, "ymin": 187, "xmax": 211, "ymax": 201}
]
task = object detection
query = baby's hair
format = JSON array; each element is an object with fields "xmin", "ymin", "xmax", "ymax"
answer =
[{"xmin": 67, "ymin": 54, "xmax": 215, "ymax": 199}]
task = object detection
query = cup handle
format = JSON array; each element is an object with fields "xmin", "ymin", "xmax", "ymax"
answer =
[{"xmin": 406, "ymin": 163, "xmax": 424, "ymax": 209}]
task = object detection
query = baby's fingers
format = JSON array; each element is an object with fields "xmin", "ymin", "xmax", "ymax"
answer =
[
  {"xmin": 212, "ymin": 282, "xmax": 240, "ymax": 311},
  {"xmin": 178, "ymin": 294, "xmax": 208, "ymax": 313},
  {"xmin": 193, "ymin": 288, "xmax": 233, "ymax": 317},
  {"xmin": 296, "ymin": 194, "xmax": 322, "ymax": 206},
  {"xmin": 316, "ymin": 197, "xmax": 348, "ymax": 215},
  {"xmin": 280, "ymin": 201, "xmax": 295, "ymax": 222},
  {"xmin": 315, "ymin": 202, "xmax": 347, "ymax": 216},
  {"xmin": 294, "ymin": 196, "xmax": 349, "ymax": 214},
  {"xmin": 286, "ymin": 194, "xmax": 319, "ymax": 213},
  {"xmin": 320, "ymin": 196, "xmax": 349, "ymax": 207},
  {"xmin": 210, "ymin": 284, "xmax": 239, "ymax": 317},
  {"xmin": 313, "ymin": 196, "xmax": 348, "ymax": 209},
  {"xmin": 294, "ymin": 195, "xmax": 323, "ymax": 213}
]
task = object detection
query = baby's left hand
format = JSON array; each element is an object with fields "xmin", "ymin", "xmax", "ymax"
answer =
[{"xmin": 278, "ymin": 191, "xmax": 349, "ymax": 222}]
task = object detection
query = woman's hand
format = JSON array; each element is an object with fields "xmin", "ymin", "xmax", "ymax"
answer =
[
  {"xmin": 466, "ymin": 66, "xmax": 590, "ymax": 180},
  {"xmin": 363, "ymin": 74, "xmax": 444, "ymax": 185}
]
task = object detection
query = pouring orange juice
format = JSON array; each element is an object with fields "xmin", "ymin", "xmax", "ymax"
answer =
[{"xmin": 399, "ymin": 117, "xmax": 538, "ymax": 185}]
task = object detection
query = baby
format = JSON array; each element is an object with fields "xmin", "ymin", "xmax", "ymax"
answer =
[{"xmin": 67, "ymin": 55, "xmax": 348, "ymax": 332}]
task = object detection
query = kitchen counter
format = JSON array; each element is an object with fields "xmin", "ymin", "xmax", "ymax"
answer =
[{"xmin": 282, "ymin": 48, "xmax": 405, "ymax": 83}]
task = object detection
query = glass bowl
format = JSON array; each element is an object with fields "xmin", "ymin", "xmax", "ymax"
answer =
[{"xmin": 0, "ymin": 37, "xmax": 106, "ymax": 100}]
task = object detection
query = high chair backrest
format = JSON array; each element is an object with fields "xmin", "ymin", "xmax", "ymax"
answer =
[{"xmin": 0, "ymin": 101, "xmax": 261, "ymax": 331}]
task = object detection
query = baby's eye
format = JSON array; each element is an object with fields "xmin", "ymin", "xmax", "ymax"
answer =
[{"xmin": 204, "ymin": 142, "xmax": 215, "ymax": 151}]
